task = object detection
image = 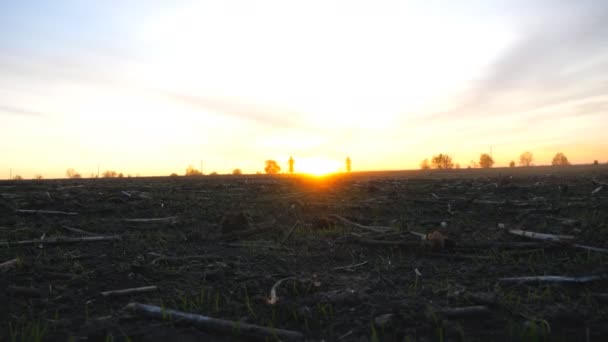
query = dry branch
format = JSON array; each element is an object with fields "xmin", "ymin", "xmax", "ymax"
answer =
[
  {"xmin": 61, "ymin": 225, "xmax": 96, "ymax": 236},
  {"xmin": 499, "ymin": 274, "xmax": 608, "ymax": 284},
  {"xmin": 122, "ymin": 216, "xmax": 178, "ymax": 223},
  {"xmin": 56, "ymin": 185, "xmax": 84, "ymax": 190},
  {"xmin": 101, "ymin": 285, "xmax": 158, "ymax": 297},
  {"xmin": 333, "ymin": 261, "xmax": 368, "ymax": 271},
  {"xmin": 1, "ymin": 235, "xmax": 121, "ymax": 248},
  {"xmin": 150, "ymin": 255, "xmax": 223, "ymax": 265},
  {"xmin": 331, "ymin": 215, "xmax": 392, "ymax": 233},
  {"xmin": 16, "ymin": 209, "xmax": 78, "ymax": 216},
  {"xmin": 124, "ymin": 302, "xmax": 304, "ymax": 341},
  {"xmin": 280, "ymin": 222, "xmax": 299, "ymax": 244},
  {"xmin": 0, "ymin": 258, "xmax": 19, "ymax": 272},
  {"xmin": 507, "ymin": 229, "xmax": 574, "ymax": 242},
  {"xmin": 572, "ymin": 244, "xmax": 608, "ymax": 254}
]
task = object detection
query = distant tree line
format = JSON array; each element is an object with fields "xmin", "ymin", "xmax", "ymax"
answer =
[{"xmin": 420, "ymin": 151, "xmax": 578, "ymax": 170}]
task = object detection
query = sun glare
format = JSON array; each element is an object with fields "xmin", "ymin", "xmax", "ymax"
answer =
[{"xmin": 297, "ymin": 158, "xmax": 341, "ymax": 176}]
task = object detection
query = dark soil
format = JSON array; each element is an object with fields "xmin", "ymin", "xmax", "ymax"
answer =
[{"xmin": 2, "ymin": 165, "xmax": 608, "ymax": 341}]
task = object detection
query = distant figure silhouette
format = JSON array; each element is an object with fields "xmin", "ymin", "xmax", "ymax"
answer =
[
  {"xmin": 346, "ymin": 157, "xmax": 351, "ymax": 173},
  {"xmin": 289, "ymin": 156, "xmax": 294, "ymax": 175}
]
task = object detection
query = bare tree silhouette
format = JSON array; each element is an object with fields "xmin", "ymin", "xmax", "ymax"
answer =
[
  {"xmin": 431, "ymin": 154, "xmax": 454, "ymax": 169},
  {"xmin": 479, "ymin": 153, "xmax": 494, "ymax": 168},
  {"xmin": 34, "ymin": 174, "xmax": 43, "ymax": 180},
  {"xmin": 509, "ymin": 161, "xmax": 516, "ymax": 168},
  {"xmin": 66, "ymin": 168, "xmax": 81, "ymax": 179},
  {"xmin": 519, "ymin": 151, "xmax": 533, "ymax": 167},
  {"xmin": 264, "ymin": 160, "xmax": 281, "ymax": 175},
  {"xmin": 420, "ymin": 159, "xmax": 430, "ymax": 170},
  {"xmin": 185, "ymin": 165, "xmax": 203, "ymax": 176},
  {"xmin": 552, "ymin": 152, "xmax": 571, "ymax": 166},
  {"xmin": 102, "ymin": 170, "xmax": 118, "ymax": 178}
]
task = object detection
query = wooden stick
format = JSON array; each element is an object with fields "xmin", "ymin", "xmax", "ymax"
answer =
[
  {"xmin": 499, "ymin": 274, "xmax": 608, "ymax": 284},
  {"xmin": 123, "ymin": 216, "xmax": 177, "ymax": 223},
  {"xmin": 124, "ymin": 302, "xmax": 304, "ymax": 341},
  {"xmin": 331, "ymin": 215, "xmax": 392, "ymax": 233},
  {"xmin": 572, "ymin": 244, "xmax": 608, "ymax": 254},
  {"xmin": 61, "ymin": 225, "xmax": 96, "ymax": 236},
  {"xmin": 56, "ymin": 185, "xmax": 85, "ymax": 190},
  {"xmin": 1, "ymin": 235, "xmax": 121, "ymax": 248},
  {"xmin": 16, "ymin": 209, "xmax": 78, "ymax": 216},
  {"xmin": 0, "ymin": 258, "xmax": 19, "ymax": 272},
  {"xmin": 101, "ymin": 285, "xmax": 158, "ymax": 297},
  {"xmin": 280, "ymin": 222, "xmax": 299, "ymax": 244},
  {"xmin": 507, "ymin": 229, "xmax": 574, "ymax": 242},
  {"xmin": 150, "ymin": 255, "xmax": 223, "ymax": 265},
  {"xmin": 332, "ymin": 261, "xmax": 368, "ymax": 271}
]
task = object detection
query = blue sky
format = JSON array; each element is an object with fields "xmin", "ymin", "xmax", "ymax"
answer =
[{"xmin": 1, "ymin": 1, "xmax": 607, "ymax": 177}]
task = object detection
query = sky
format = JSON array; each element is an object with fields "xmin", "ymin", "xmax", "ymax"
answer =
[{"xmin": 1, "ymin": 0, "xmax": 607, "ymax": 178}]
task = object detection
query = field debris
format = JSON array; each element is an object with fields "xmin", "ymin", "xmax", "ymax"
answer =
[
  {"xmin": 124, "ymin": 302, "xmax": 305, "ymax": 341},
  {"xmin": 15, "ymin": 209, "xmax": 78, "ymax": 216},
  {"xmin": 101, "ymin": 285, "xmax": 158, "ymax": 297},
  {"xmin": 2, "ymin": 169, "xmax": 608, "ymax": 340}
]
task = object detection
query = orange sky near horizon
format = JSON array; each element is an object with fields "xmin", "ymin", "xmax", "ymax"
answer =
[{"xmin": 1, "ymin": 1, "xmax": 607, "ymax": 179}]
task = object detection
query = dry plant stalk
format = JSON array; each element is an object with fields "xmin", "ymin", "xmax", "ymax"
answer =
[
  {"xmin": 266, "ymin": 277, "xmax": 295, "ymax": 305},
  {"xmin": 0, "ymin": 258, "xmax": 19, "ymax": 272},
  {"xmin": 124, "ymin": 302, "xmax": 304, "ymax": 341},
  {"xmin": 16, "ymin": 209, "xmax": 78, "ymax": 216},
  {"xmin": 1, "ymin": 235, "xmax": 121, "ymax": 248},
  {"xmin": 101, "ymin": 285, "xmax": 158, "ymax": 297},
  {"xmin": 330, "ymin": 215, "xmax": 392, "ymax": 233},
  {"xmin": 122, "ymin": 216, "xmax": 178, "ymax": 223}
]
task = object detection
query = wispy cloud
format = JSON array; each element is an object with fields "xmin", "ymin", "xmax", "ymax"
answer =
[
  {"xmin": 159, "ymin": 91, "xmax": 306, "ymax": 128},
  {"xmin": 428, "ymin": 3, "xmax": 608, "ymax": 120},
  {"xmin": 0, "ymin": 104, "xmax": 44, "ymax": 117}
]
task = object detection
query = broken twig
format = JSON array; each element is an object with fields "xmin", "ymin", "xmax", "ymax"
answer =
[
  {"xmin": 1, "ymin": 235, "xmax": 121, "ymax": 248},
  {"xmin": 499, "ymin": 274, "xmax": 608, "ymax": 284},
  {"xmin": 0, "ymin": 258, "xmax": 19, "ymax": 272},
  {"xmin": 16, "ymin": 209, "xmax": 78, "ymax": 216},
  {"xmin": 101, "ymin": 285, "xmax": 158, "ymax": 297},
  {"xmin": 122, "ymin": 216, "xmax": 178, "ymax": 223},
  {"xmin": 507, "ymin": 229, "xmax": 574, "ymax": 242},
  {"xmin": 124, "ymin": 302, "xmax": 304, "ymax": 341},
  {"xmin": 61, "ymin": 225, "xmax": 96, "ymax": 236},
  {"xmin": 331, "ymin": 215, "xmax": 392, "ymax": 233}
]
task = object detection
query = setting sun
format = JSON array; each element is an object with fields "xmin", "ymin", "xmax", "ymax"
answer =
[{"xmin": 297, "ymin": 157, "xmax": 341, "ymax": 176}]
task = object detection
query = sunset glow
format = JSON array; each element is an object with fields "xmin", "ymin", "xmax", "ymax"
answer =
[
  {"xmin": 296, "ymin": 158, "xmax": 342, "ymax": 176},
  {"xmin": 1, "ymin": 1, "xmax": 607, "ymax": 178}
]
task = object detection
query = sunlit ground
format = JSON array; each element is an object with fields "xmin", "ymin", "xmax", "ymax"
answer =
[{"xmin": 296, "ymin": 157, "xmax": 341, "ymax": 177}]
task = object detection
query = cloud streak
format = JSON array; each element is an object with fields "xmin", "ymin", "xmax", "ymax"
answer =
[
  {"xmin": 0, "ymin": 104, "xmax": 44, "ymax": 117},
  {"xmin": 158, "ymin": 91, "xmax": 307, "ymax": 128},
  {"xmin": 428, "ymin": 2, "xmax": 608, "ymax": 121}
]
